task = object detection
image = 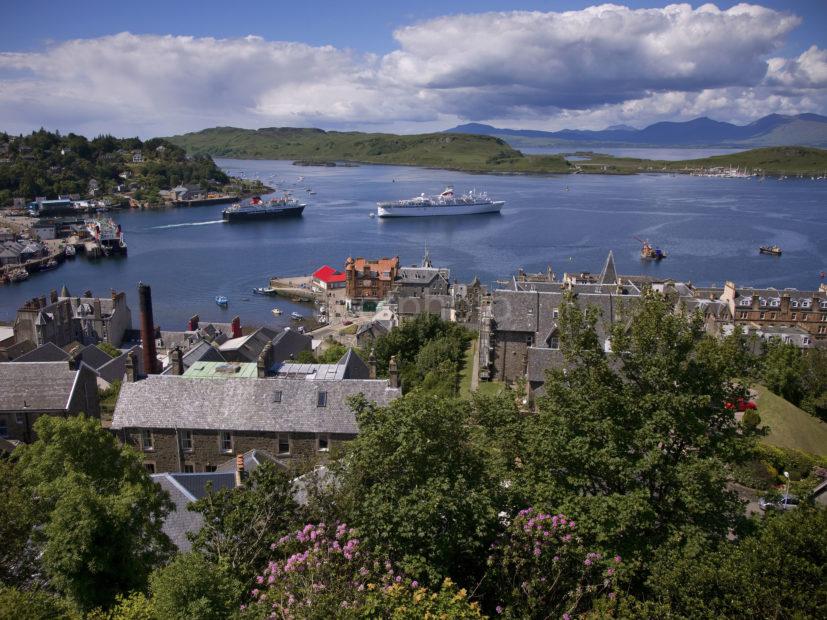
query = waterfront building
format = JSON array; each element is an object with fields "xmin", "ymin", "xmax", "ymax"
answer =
[
  {"xmin": 696, "ymin": 281, "xmax": 827, "ymax": 343},
  {"xmin": 345, "ymin": 256, "xmax": 400, "ymax": 310},
  {"xmin": 311, "ymin": 264, "xmax": 347, "ymax": 291},
  {"xmin": 13, "ymin": 288, "xmax": 132, "ymax": 348},
  {"xmin": 0, "ymin": 360, "xmax": 100, "ymax": 442}
]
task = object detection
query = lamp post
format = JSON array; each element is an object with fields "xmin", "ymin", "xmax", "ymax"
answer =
[{"xmin": 784, "ymin": 471, "xmax": 790, "ymax": 504}]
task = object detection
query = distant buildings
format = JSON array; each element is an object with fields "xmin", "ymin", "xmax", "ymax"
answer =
[
  {"xmin": 312, "ymin": 265, "xmax": 347, "ymax": 291},
  {"xmin": 345, "ymin": 256, "xmax": 400, "ymax": 310},
  {"xmin": 13, "ymin": 287, "xmax": 132, "ymax": 348},
  {"xmin": 0, "ymin": 361, "xmax": 100, "ymax": 442}
]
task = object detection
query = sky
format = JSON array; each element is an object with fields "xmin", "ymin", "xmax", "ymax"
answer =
[{"xmin": 0, "ymin": 1, "xmax": 825, "ymax": 137}]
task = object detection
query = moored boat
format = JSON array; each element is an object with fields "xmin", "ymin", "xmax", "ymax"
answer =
[
  {"xmin": 637, "ymin": 238, "xmax": 667, "ymax": 260},
  {"xmin": 290, "ymin": 312, "xmax": 303, "ymax": 320},
  {"xmin": 9, "ymin": 268, "xmax": 29, "ymax": 282},
  {"xmin": 223, "ymin": 195, "xmax": 305, "ymax": 221},
  {"xmin": 759, "ymin": 245, "xmax": 782, "ymax": 256},
  {"xmin": 215, "ymin": 295, "xmax": 229, "ymax": 306},
  {"xmin": 377, "ymin": 187, "xmax": 504, "ymax": 218},
  {"xmin": 253, "ymin": 286, "xmax": 278, "ymax": 295},
  {"xmin": 40, "ymin": 259, "xmax": 59, "ymax": 271},
  {"xmin": 64, "ymin": 245, "xmax": 77, "ymax": 257}
]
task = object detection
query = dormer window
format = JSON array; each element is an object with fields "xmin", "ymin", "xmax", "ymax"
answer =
[
  {"xmin": 759, "ymin": 298, "xmax": 767, "ymax": 307},
  {"xmin": 801, "ymin": 300, "xmax": 811, "ymax": 308},
  {"xmin": 770, "ymin": 299, "xmax": 780, "ymax": 307},
  {"xmin": 739, "ymin": 299, "xmax": 750, "ymax": 307},
  {"xmin": 792, "ymin": 300, "xmax": 799, "ymax": 308},
  {"xmin": 819, "ymin": 300, "xmax": 827, "ymax": 309},
  {"xmin": 317, "ymin": 391, "xmax": 327, "ymax": 407}
]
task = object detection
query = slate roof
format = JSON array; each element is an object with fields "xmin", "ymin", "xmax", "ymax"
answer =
[
  {"xmin": 183, "ymin": 361, "xmax": 258, "ymax": 379},
  {"xmin": 0, "ymin": 361, "xmax": 82, "ymax": 411},
  {"xmin": 270, "ymin": 329, "xmax": 312, "ymax": 363},
  {"xmin": 182, "ymin": 340, "xmax": 225, "ymax": 369},
  {"xmin": 491, "ymin": 290, "xmax": 539, "ymax": 332},
  {"xmin": 111, "ymin": 374, "xmax": 400, "ymax": 434},
  {"xmin": 74, "ymin": 344, "xmax": 116, "ymax": 369},
  {"xmin": 152, "ymin": 474, "xmax": 204, "ymax": 552},
  {"xmin": 13, "ymin": 342, "xmax": 70, "ymax": 362},
  {"xmin": 273, "ymin": 348, "xmax": 370, "ymax": 381}
]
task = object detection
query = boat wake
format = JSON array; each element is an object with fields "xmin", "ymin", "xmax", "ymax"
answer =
[{"xmin": 152, "ymin": 220, "xmax": 226, "ymax": 229}]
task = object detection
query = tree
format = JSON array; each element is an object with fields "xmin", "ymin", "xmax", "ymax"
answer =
[
  {"xmin": 0, "ymin": 586, "xmax": 75, "ymax": 620},
  {"xmin": 187, "ymin": 461, "xmax": 300, "ymax": 585},
  {"xmin": 643, "ymin": 508, "xmax": 827, "ymax": 618},
  {"xmin": 340, "ymin": 392, "xmax": 501, "ymax": 585},
  {"xmin": 148, "ymin": 553, "xmax": 242, "ymax": 620},
  {"xmin": 14, "ymin": 416, "xmax": 173, "ymax": 611},
  {"xmin": 0, "ymin": 459, "xmax": 39, "ymax": 587},
  {"xmin": 761, "ymin": 338, "xmax": 805, "ymax": 404},
  {"xmin": 519, "ymin": 291, "xmax": 757, "ymax": 583}
]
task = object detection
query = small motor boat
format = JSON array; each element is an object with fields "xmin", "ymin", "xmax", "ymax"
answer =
[
  {"xmin": 271, "ymin": 308, "xmax": 282, "ymax": 316},
  {"xmin": 215, "ymin": 295, "xmax": 229, "ymax": 306},
  {"xmin": 290, "ymin": 312, "xmax": 303, "ymax": 320},
  {"xmin": 759, "ymin": 245, "xmax": 782, "ymax": 256},
  {"xmin": 65, "ymin": 245, "xmax": 76, "ymax": 257}
]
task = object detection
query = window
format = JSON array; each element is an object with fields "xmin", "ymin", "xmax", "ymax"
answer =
[
  {"xmin": 770, "ymin": 299, "xmax": 780, "ymax": 307},
  {"xmin": 801, "ymin": 300, "xmax": 811, "ymax": 309},
  {"xmin": 759, "ymin": 312, "xmax": 765, "ymax": 320},
  {"xmin": 0, "ymin": 417, "xmax": 7, "ymax": 438},
  {"xmin": 738, "ymin": 311, "xmax": 748, "ymax": 319},
  {"xmin": 803, "ymin": 338, "xmax": 811, "ymax": 346},
  {"xmin": 144, "ymin": 462, "xmax": 156, "ymax": 474},
  {"xmin": 272, "ymin": 390, "xmax": 282, "ymax": 403},
  {"xmin": 792, "ymin": 300, "xmax": 799, "ymax": 308},
  {"xmin": 819, "ymin": 326, "xmax": 826, "ymax": 334},
  {"xmin": 205, "ymin": 464, "xmax": 217, "ymax": 472},
  {"xmin": 317, "ymin": 391, "xmax": 328, "ymax": 407},
  {"xmin": 180, "ymin": 430, "xmax": 193, "ymax": 452},
  {"xmin": 770, "ymin": 312, "xmax": 777, "ymax": 320},
  {"xmin": 822, "ymin": 315, "xmax": 827, "ymax": 322},
  {"xmin": 183, "ymin": 463, "xmax": 195, "ymax": 473},
  {"xmin": 318, "ymin": 435, "xmax": 329, "ymax": 452},
  {"xmin": 219, "ymin": 431, "xmax": 233, "ymax": 453},
  {"xmin": 140, "ymin": 429, "xmax": 154, "ymax": 451},
  {"xmin": 16, "ymin": 413, "xmax": 24, "ymax": 425},
  {"xmin": 552, "ymin": 308, "xmax": 559, "ymax": 319},
  {"xmin": 821, "ymin": 300, "xmax": 827, "ymax": 309},
  {"xmin": 278, "ymin": 434, "xmax": 290, "ymax": 455},
  {"xmin": 792, "ymin": 313, "xmax": 798, "ymax": 320},
  {"xmin": 549, "ymin": 336, "xmax": 560, "ymax": 350}
]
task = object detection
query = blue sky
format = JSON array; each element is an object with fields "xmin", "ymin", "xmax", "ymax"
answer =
[{"xmin": 1, "ymin": 1, "xmax": 825, "ymax": 136}]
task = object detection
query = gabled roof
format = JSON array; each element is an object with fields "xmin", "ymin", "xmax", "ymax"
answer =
[
  {"xmin": 598, "ymin": 250, "xmax": 618, "ymax": 287},
  {"xmin": 0, "ymin": 361, "xmax": 85, "ymax": 411},
  {"xmin": 111, "ymin": 374, "xmax": 400, "ymax": 434},
  {"xmin": 313, "ymin": 264, "xmax": 346, "ymax": 284},
  {"xmin": 181, "ymin": 340, "xmax": 225, "ymax": 369},
  {"xmin": 13, "ymin": 342, "xmax": 70, "ymax": 362}
]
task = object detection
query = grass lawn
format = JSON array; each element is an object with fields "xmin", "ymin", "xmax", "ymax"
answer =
[
  {"xmin": 754, "ymin": 384, "xmax": 827, "ymax": 456},
  {"xmin": 459, "ymin": 337, "xmax": 507, "ymax": 398}
]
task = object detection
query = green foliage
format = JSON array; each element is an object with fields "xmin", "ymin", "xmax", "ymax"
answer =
[
  {"xmin": 97, "ymin": 342, "xmax": 121, "ymax": 358},
  {"xmin": 372, "ymin": 313, "xmax": 472, "ymax": 394},
  {"xmin": 87, "ymin": 593, "xmax": 154, "ymax": 620},
  {"xmin": 148, "ymin": 553, "xmax": 242, "ymax": 620},
  {"xmin": 742, "ymin": 408, "xmax": 761, "ymax": 429},
  {"xmin": 315, "ymin": 342, "xmax": 348, "ymax": 363},
  {"xmin": 0, "ymin": 460, "xmax": 38, "ymax": 587},
  {"xmin": 14, "ymin": 415, "xmax": 173, "ymax": 611},
  {"xmin": 518, "ymin": 291, "xmax": 756, "ymax": 582},
  {"xmin": 0, "ymin": 129, "xmax": 228, "ymax": 204},
  {"xmin": 761, "ymin": 339, "xmax": 805, "ymax": 404},
  {"xmin": 643, "ymin": 508, "xmax": 827, "ymax": 618},
  {"xmin": 0, "ymin": 586, "xmax": 76, "ymax": 620},
  {"xmin": 294, "ymin": 349, "xmax": 316, "ymax": 363},
  {"xmin": 800, "ymin": 348, "xmax": 827, "ymax": 420},
  {"xmin": 187, "ymin": 462, "xmax": 300, "ymax": 585},
  {"xmin": 341, "ymin": 392, "xmax": 501, "ymax": 585}
]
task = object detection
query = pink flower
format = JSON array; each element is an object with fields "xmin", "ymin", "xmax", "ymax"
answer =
[
  {"xmin": 411, "ymin": 580, "xmax": 419, "ymax": 588},
  {"xmin": 584, "ymin": 559, "xmax": 592, "ymax": 566},
  {"xmin": 614, "ymin": 555, "xmax": 622, "ymax": 563},
  {"xmin": 496, "ymin": 605, "xmax": 504, "ymax": 614}
]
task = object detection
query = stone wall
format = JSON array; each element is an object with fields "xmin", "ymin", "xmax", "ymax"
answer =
[
  {"xmin": 122, "ymin": 427, "xmax": 356, "ymax": 473},
  {"xmin": 492, "ymin": 330, "xmax": 531, "ymax": 383}
]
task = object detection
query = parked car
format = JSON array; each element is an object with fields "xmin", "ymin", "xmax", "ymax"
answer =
[
  {"xmin": 724, "ymin": 398, "xmax": 757, "ymax": 411},
  {"xmin": 342, "ymin": 320, "xmax": 353, "ymax": 326},
  {"xmin": 758, "ymin": 494, "xmax": 799, "ymax": 511}
]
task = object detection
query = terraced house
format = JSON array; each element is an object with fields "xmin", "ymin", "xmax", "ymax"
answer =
[{"xmin": 110, "ymin": 362, "xmax": 401, "ymax": 474}]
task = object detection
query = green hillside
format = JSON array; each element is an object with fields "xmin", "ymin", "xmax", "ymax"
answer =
[
  {"xmin": 577, "ymin": 146, "xmax": 827, "ymax": 176},
  {"xmin": 167, "ymin": 127, "xmax": 571, "ymax": 173},
  {"xmin": 754, "ymin": 384, "xmax": 827, "ymax": 456}
]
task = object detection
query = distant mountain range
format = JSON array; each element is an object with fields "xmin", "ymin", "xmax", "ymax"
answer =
[{"xmin": 445, "ymin": 113, "xmax": 827, "ymax": 148}]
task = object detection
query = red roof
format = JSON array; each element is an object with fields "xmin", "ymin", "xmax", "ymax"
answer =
[{"xmin": 313, "ymin": 265, "xmax": 346, "ymax": 284}]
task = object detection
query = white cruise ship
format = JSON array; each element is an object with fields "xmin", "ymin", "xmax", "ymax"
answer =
[{"xmin": 377, "ymin": 187, "xmax": 504, "ymax": 218}]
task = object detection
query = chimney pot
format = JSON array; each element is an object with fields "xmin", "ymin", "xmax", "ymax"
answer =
[{"xmin": 231, "ymin": 316, "xmax": 242, "ymax": 339}]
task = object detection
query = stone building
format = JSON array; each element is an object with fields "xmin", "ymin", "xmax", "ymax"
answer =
[
  {"xmin": 481, "ymin": 252, "xmax": 700, "ymax": 397},
  {"xmin": 13, "ymin": 288, "xmax": 132, "ymax": 348},
  {"xmin": 0, "ymin": 361, "xmax": 100, "ymax": 442},
  {"xmin": 345, "ymin": 256, "xmax": 400, "ymax": 309},
  {"xmin": 110, "ymin": 370, "xmax": 401, "ymax": 474},
  {"xmin": 695, "ymin": 281, "xmax": 827, "ymax": 343}
]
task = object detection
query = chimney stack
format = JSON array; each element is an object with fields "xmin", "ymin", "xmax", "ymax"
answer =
[
  {"xmin": 138, "ymin": 282, "xmax": 159, "ymax": 375},
  {"xmin": 234, "ymin": 453, "xmax": 246, "ymax": 487},
  {"xmin": 388, "ymin": 355, "xmax": 399, "ymax": 389},
  {"xmin": 188, "ymin": 314, "xmax": 200, "ymax": 331},
  {"xmin": 368, "ymin": 348, "xmax": 377, "ymax": 380},
  {"xmin": 125, "ymin": 349, "xmax": 138, "ymax": 382},
  {"xmin": 93, "ymin": 298, "xmax": 102, "ymax": 319},
  {"xmin": 170, "ymin": 346, "xmax": 184, "ymax": 375},
  {"xmin": 50, "ymin": 289, "xmax": 58, "ymax": 303},
  {"xmin": 39, "ymin": 295, "xmax": 47, "ymax": 308},
  {"xmin": 257, "ymin": 342, "xmax": 272, "ymax": 378},
  {"xmin": 231, "ymin": 316, "xmax": 242, "ymax": 339}
]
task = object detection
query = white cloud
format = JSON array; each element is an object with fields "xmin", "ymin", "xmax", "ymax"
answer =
[{"xmin": 0, "ymin": 4, "xmax": 822, "ymax": 136}]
